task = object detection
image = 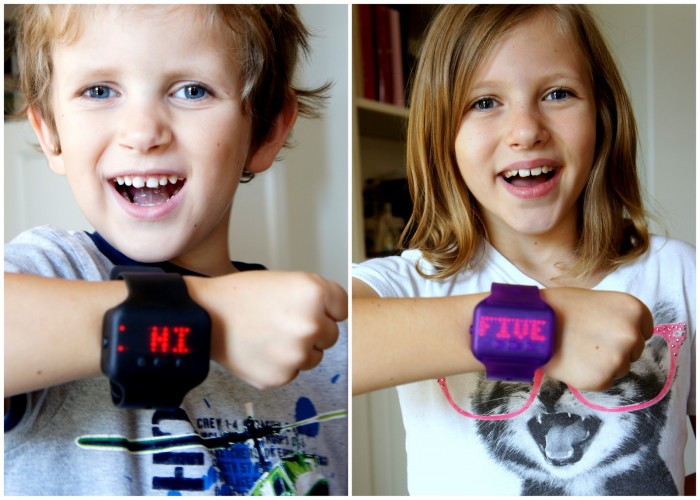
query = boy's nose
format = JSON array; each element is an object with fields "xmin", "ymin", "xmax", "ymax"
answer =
[
  {"xmin": 505, "ymin": 105, "xmax": 550, "ymax": 150},
  {"xmin": 117, "ymin": 103, "xmax": 173, "ymax": 154}
]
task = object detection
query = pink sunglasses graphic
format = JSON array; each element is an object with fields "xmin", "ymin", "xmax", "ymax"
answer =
[{"xmin": 437, "ymin": 322, "xmax": 687, "ymax": 421}]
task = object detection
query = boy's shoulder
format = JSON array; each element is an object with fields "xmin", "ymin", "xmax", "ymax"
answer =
[{"xmin": 5, "ymin": 225, "xmax": 111, "ymax": 280}]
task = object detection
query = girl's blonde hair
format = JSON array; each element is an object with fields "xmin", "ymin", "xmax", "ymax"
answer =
[
  {"xmin": 404, "ymin": 4, "xmax": 649, "ymax": 280},
  {"xmin": 14, "ymin": 5, "xmax": 328, "ymax": 181}
]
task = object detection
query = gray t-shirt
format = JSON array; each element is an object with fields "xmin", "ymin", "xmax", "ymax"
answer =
[{"xmin": 5, "ymin": 226, "xmax": 348, "ymax": 495}]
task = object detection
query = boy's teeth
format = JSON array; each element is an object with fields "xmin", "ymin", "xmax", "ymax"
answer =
[{"xmin": 114, "ymin": 174, "xmax": 184, "ymax": 187}]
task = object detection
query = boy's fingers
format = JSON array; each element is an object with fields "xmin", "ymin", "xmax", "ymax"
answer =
[
  {"xmin": 324, "ymin": 281, "xmax": 348, "ymax": 321},
  {"xmin": 314, "ymin": 318, "xmax": 340, "ymax": 351},
  {"xmin": 300, "ymin": 348, "xmax": 324, "ymax": 371}
]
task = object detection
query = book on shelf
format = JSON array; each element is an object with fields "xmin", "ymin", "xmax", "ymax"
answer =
[{"xmin": 357, "ymin": 4, "xmax": 405, "ymax": 107}]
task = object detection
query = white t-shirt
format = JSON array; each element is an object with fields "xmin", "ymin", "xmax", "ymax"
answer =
[{"xmin": 353, "ymin": 235, "xmax": 695, "ymax": 495}]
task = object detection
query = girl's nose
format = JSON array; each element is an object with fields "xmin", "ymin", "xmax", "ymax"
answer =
[
  {"xmin": 117, "ymin": 100, "xmax": 173, "ymax": 154},
  {"xmin": 506, "ymin": 104, "xmax": 550, "ymax": 150}
]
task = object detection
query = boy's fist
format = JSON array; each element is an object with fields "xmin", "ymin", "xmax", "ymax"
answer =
[{"xmin": 191, "ymin": 271, "xmax": 348, "ymax": 389}]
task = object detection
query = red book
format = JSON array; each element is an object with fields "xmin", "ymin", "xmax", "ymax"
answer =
[
  {"xmin": 374, "ymin": 5, "xmax": 394, "ymax": 104},
  {"xmin": 358, "ymin": 5, "xmax": 377, "ymax": 100},
  {"xmin": 389, "ymin": 7, "xmax": 404, "ymax": 106}
]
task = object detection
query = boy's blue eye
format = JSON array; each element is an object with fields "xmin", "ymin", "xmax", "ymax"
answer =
[
  {"xmin": 84, "ymin": 86, "xmax": 114, "ymax": 99},
  {"xmin": 174, "ymin": 85, "xmax": 209, "ymax": 100}
]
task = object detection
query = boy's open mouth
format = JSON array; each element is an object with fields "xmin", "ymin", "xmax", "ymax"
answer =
[
  {"xmin": 502, "ymin": 165, "xmax": 556, "ymax": 188},
  {"xmin": 111, "ymin": 175, "xmax": 185, "ymax": 207}
]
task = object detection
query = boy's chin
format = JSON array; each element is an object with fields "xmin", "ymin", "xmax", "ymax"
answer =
[{"xmin": 104, "ymin": 234, "xmax": 180, "ymax": 264}]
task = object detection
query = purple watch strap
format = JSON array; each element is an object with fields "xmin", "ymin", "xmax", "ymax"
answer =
[
  {"xmin": 484, "ymin": 363, "xmax": 542, "ymax": 382},
  {"xmin": 484, "ymin": 283, "xmax": 545, "ymax": 307}
]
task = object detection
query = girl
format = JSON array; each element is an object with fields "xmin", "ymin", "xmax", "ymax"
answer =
[{"xmin": 352, "ymin": 5, "xmax": 694, "ymax": 495}]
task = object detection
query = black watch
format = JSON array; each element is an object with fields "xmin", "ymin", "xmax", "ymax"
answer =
[{"xmin": 101, "ymin": 267, "xmax": 211, "ymax": 409}]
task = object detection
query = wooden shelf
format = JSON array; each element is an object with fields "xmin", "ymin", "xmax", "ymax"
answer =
[{"xmin": 355, "ymin": 97, "xmax": 408, "ymax": 142}]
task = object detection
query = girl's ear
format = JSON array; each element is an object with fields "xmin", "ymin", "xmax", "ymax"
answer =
[
  {"xmin": 27, "ymin": 106, "xmax": 66, "ymax": 176},
  {"xmin": 245, "ymin": 96, "xmax": 298, "ymax": 174}
]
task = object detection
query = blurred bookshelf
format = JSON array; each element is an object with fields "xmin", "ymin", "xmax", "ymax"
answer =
[{"xmin": 352, "ymin": 4, "xmax": 439, "ymax": 262}]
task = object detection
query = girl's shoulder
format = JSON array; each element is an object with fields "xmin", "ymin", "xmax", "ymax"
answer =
[
  {"xmin": 352, "ymin": 247, "xmax": 502, "ymax": 298},
  {"xmin": 646, "ymin": 234, "xmax": 695, "ymax": 267},
  {"xmin": 352, "ymin": 249, "xmax": 436, "ymax": 298}
]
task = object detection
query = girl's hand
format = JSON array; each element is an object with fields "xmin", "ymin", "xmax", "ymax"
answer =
[
  {"xmin": 542, "ymin": 288, "xmax": 653, "ymax": 391},
  {"xmin": 189, "ymin": 271, "xmax": 347, "ymax": 389}
]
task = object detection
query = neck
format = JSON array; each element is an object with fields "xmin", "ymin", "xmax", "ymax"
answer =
[
  {"xmin": 170, "ymin": 252, "xmax": 237, "ymax": 277},
  {"xmin": 486, "ymin": 213, "xmax": 600, "ymax": 288},
  {"xmin": 169, "ymin": 212, "xmax": 238, "ymax": 277}
]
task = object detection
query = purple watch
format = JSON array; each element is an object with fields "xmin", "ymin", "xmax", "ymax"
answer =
[{"xmin": 471, "ymin": 283, "xmax": 556, "ymax": 382}]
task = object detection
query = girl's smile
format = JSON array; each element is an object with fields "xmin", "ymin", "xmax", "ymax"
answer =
[
  {"xmin": 498, "ymin": 158, "xmax": 561, "ymax": 200},
  {"xmin": 455, "ymin": 10, "xmax": 597, "ymax": 245}
]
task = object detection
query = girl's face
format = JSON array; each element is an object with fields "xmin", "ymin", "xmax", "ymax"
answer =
[{"xmin": 454, "ymin": 11, "xmax": 596, "ymax": 244}]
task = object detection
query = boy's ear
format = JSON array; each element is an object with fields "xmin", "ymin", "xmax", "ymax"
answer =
[
  {"xmin": 245, "ymin": 97, "xmax": 298, "ymax": 174},
  {"xmin": 27, "ymin": 106, "xmax": 66, "ymax": 176}
]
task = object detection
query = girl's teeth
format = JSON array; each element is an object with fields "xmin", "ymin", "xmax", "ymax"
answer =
[{"xmin": 504, "ymin": 165, "xmax": 553, "ymax": 178}]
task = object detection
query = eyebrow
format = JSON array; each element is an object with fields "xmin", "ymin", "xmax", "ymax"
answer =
[{"xmin": 470, "ymin": 72, "xmax": 588, "ymax": 93}]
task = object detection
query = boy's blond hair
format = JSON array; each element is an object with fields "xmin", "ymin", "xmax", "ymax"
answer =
[
  {"xmin": 14, "ymin": 5, "xmax": 327, "ymax": 181},
  {"xmin": 404, "ymin": 4, "xmax": 649, "ymax": 280}
]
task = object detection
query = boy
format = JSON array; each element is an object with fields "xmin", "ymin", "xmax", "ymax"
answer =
[{"xmin": 5, "ymin": 5, "xmax": 348, "ymax": 495}]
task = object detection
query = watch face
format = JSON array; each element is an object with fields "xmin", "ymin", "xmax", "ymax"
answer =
[
  {"xmin": 102, "ymin": 305, "xmax": 211, "ymax": 381},
  {"xmin": 119, "ymin": 323, "xmax": 193, "ymax": 356},
  {"xmin": 471, "ymin": 304, "xmax": 555, "ymax": 362}
]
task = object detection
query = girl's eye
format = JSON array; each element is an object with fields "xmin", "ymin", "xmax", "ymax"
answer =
[
  {"xmin": 546, "ymin": 88, "xmax": 571, "ymax": 101},
  {"xmin": 83, "ymin": 86, "xmax": 116, "ymax": 100},
  {"xmin": 473, "ymin": 97, "xmax": 497, "ymax": 111},
  {"xmin": 173, "ymin": 85, "xmax": 210, "ymax": 100}
]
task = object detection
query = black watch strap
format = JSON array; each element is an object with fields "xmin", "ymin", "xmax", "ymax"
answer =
[
  {"xmin": 103, "ymin": 267, "xmax": 211, "ymax": 410},
  {"xmin": 116, "ymin": 271, "xmax": 199, "ymax": 309}
]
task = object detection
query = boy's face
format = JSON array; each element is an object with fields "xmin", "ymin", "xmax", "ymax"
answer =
[
  {"xmin": 32, "ymin": 6, "xmax": 289, "ymax": 272},
  {"xmin": 454, "ymin": 10, "xmax": 596, "ymax": 246}
]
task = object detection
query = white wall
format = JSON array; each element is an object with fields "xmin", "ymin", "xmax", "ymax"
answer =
[
  {"xmin": 591, "ymin": 4, "xmax": 695, "ymax": 246},
  {"xmin": 353, "ymin": 4, "xmax": 696, "ymax": 495},
  {"xmin": 4, "ymin": 5, "xmax": 348, "ymax": 289}
]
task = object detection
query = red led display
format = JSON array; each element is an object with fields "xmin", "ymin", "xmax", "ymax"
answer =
[
  {"xmin": 477, "ymin": 315, "xmax": 547, "ymax": 342},
  {"xmin": 149, "ymin": 326, "xmax": 191, "ymax": 354}
]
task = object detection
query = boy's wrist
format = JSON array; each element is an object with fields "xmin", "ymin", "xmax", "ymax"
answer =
[{"xmin": 184, "ymin": 276, "xmax": 225, "ymax": 365}]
